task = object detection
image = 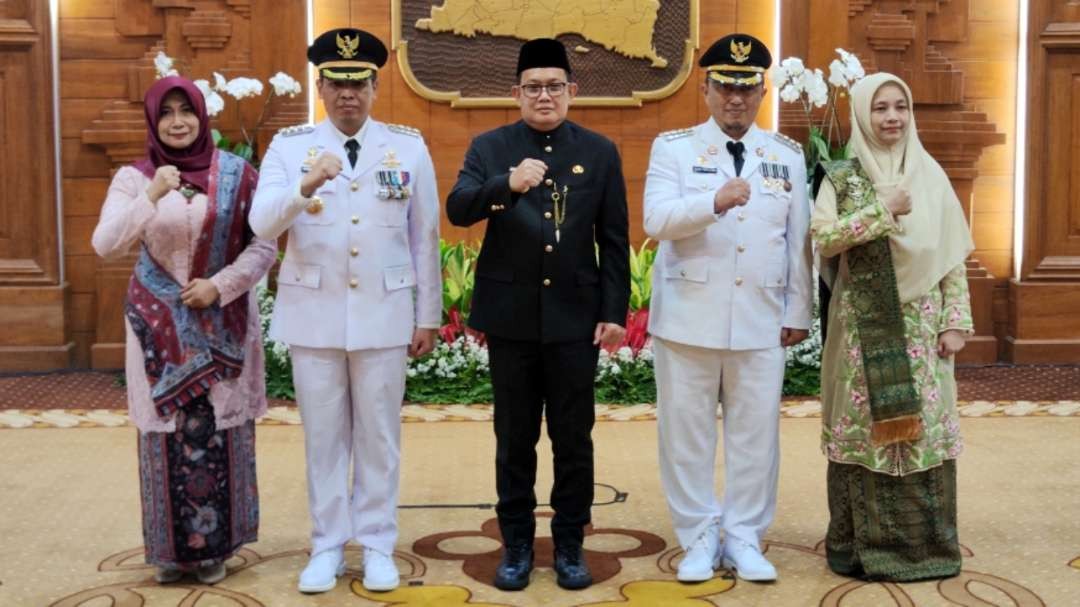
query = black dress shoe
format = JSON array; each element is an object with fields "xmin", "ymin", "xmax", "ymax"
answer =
[
  {"xmin": 553, "ymin": 543, "xmax": 593, "ymax": 590},
  {"xmin": 493, "ymin": 543, "xmax": 533, "ymax": 591}
]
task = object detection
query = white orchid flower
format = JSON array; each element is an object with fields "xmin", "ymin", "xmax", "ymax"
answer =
[
  {"xmin": 269, "ymin": 72, "xmax": 303, "ymax": 97},
  {"xmin": 204, "ymin": 91, "xmax": 225, "ymax": 117},
  {"xmin": 192, "ymin": 79, "xmax": 226, "ymax": 116},
  {"xmin": 193, "ymin": 79, "xmax": 213, "ymax": 98},
  {"xmin": 800, "ymin": 68, "xmax": 828, "ymax": 108},
  {"xmin": 153, "ymin": 51, "xmax": 178, "ymax": 79},
  {"xmin": 835, "ymin": 48, "xmax": 865, "ymax": 82},
  {"xmin": 779, "ymin": 83, "xmax": 801, "ymax": 103},
  {"xmin": 772, "ymin": 67, "xmax": 790, "ymax": 88},
  {"xmin": 213, "ymin": 72, "xmax": 228, "ymax": 92},
  {"xmin": 779, "ymin": 57, "xmax": 805, "ymax": 78},
  {"xmin": 224, "ymin": 77, "xmax": 264, "ymax": 100},
  {"xmin": 828, "ymin": 59, "xmax": 849, "ymax": 88}
]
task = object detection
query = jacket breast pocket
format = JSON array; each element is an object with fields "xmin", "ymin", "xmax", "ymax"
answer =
[
  {"xmin": 384, "ymin": 264, "xmax": 417, "ymax": 291},
  {"xmin": 685, "ymin": 175, "xmax": 718, "ymax": 195},
  {"xmin": 576, "ymin": 268, "xmax": 599, "ymax": 285},
  {"xmin": 374, "ymin": 199, "xmax": 408, "ymax": 227},
  {"xmin": 753, "ymin": 181, "xmax": 791, "ymax": 226},
  {"xmin": 665, "ymin": 257, "xmax": 709, "ymax": 283},
  {"xmin": 279, "ymin": 261, "xmax": 321, "ymax": 289}
]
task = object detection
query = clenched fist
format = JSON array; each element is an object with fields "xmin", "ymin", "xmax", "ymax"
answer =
[
  {"xmin": 509, "ymin": 159, "xmax": 548, "ymax": 193},
  {"xmin": 147, "ymin": 165, "xmax": 181, "ymax": 204},
  {"xmin": 883, "ymin": 187, "xmax": 912, "ymax": 217},
  {"xmin": 300, "ymin": 152, "xmax": 344, "ymax": 198},
  {"xmin": 714, "ymin": 178, "xmax": 751, "ymax": 214},
  {"xmin": 937, "ymin": 329, "xmax": 966, "ymax": 358}
]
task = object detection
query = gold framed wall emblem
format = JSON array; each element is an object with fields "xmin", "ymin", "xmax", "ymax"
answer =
[{"xmin": 391, "ymin": 0, "xmax": 700, "ymax": 107}]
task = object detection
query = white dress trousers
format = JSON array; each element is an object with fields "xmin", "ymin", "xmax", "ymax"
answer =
[
  {"xmin": 290, "ymin": 345, "xmax": 408, "ymax": 556},
  {"xmin": 654, "ymin": 336, "xmax": 785, "ymax": 551}
]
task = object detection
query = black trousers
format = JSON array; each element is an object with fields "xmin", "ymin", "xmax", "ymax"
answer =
[{"xmin": 487, "ymin": 335, "xmax": 599, "ymax": 548}]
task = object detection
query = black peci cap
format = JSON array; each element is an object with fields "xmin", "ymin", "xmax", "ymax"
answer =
[
  {"xmin": 308, "ymin": 28, "xmax": 388, "ymax": 81},
  {"xmin": 516, "ymin": 38, "xmax": 572, "ymax": 77},
  {"xmin": 699, "ymin": 33, "xmax": 772, "ymax": 87}
]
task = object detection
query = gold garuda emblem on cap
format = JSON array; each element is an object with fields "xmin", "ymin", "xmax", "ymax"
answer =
[
  {"xmin": 390, "ymin": 0, "xmax": 699, "ymax": 107},
  {"xmin": 337, "ymin": 33, "xmax": 360, "ymax": 59},
  {"xmin": 730, "ymin": 39, "xmax": 751, "ymax": 63}
]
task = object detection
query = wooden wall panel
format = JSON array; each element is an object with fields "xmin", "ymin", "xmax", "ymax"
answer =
[
  {"xmin": 0, "ymin": 0, "xmax": 73, "ymax": 370},
  {"xmin": 1007, "ymin": 0, "xmax": 1080, "ymax": 362},
  {"xmin": 7, "ymin": 2, "xmax": 1039, "ymax": 368},
  {"xmin": 56, "ymin": 0, "xmax": 309, "ymax": 370},
  {"xmin": 316, "ymin": 0, "xmax": 778, "ymax": 247},
  {"xmin": 780, "ymin": 0, "xmax": 1015, "ymax": 362}
]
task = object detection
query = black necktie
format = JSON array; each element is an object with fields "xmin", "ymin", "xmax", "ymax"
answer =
[
  {"xmin": 345, "ymin": 139, "xmax": 359, "ymax": 169},
  {"xmin": 726, "ymin": 140, "xmax": 745, "ymax": 177}
]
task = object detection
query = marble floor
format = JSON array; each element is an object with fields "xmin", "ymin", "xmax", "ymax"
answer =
[{"xmin": 1, "ymin": 416, "xmax": 1077, "ymax": 606}]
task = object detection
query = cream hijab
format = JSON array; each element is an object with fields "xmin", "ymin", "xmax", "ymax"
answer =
[{"xmin": 847, "ymin": 72, "xmax": 974, "ymax": 303}]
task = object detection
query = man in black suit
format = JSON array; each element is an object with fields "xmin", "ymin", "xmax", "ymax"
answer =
[{"xmin": 446, "ymin": 38, "xmax": 630, "ymax": 591}]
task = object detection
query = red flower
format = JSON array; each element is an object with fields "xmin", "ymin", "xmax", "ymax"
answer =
[{"xmin": 602, "ymin": 308, "xmax": 651, "ymax": 354}]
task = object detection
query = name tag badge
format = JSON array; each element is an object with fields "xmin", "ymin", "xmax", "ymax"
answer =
[{"xmin": 692, "ymin": 165, "xmax": 718, "ymax": 174}]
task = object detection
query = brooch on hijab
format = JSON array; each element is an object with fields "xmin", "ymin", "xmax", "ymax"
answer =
[{"xmin": 178, "ymin": 183, "xmax": 198, "ymax": 200}]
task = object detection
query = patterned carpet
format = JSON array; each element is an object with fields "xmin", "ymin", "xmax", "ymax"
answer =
[{"xmin": 1, "ymin": 413, "xmax": 1077, "ymax": 606}]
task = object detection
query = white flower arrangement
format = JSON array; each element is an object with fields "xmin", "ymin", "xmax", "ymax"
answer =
[
  {"xmin": 407, "ymin": 335, "xmax": 490, "ymax": 380},
  {"xmin": 151, "ymin": 52, "xmax": 302, "ymax": 160},
  {"xmin": 774, "ymin": 48, "xmax": 867, "ymax": 168}
]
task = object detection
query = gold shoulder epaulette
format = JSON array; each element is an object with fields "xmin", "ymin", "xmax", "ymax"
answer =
[
  {"xmin": 387, "ymin": 123, "xmax": 423, "ymax": 138},
  {"xmin": 772, "ymin": 132, "xmax": 803, "ymax": 153},
  {"xmin": 660, "ymin": 127, "xmax": 694, "ymax": 142},
  {"xmin": 277, "ymin": 123, "xmax": 314, "ymax": 138}
]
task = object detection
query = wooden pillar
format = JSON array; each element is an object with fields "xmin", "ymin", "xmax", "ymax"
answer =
[
  {"xmin": 0, "ymin": 1, "xmax": 73, "ymax": 371},
  {"xmin": 1006, "ymin": 0, "xmax": 1080, "ymax": 362}
]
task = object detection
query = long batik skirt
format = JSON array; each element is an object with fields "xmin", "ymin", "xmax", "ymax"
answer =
[
  {"xmin": 137, "ymin": 396, "xmax": 258, "ymax": 569},
  {"xmin": 826, "ymin": 459, "xmax": 961, "ymax": 582}
]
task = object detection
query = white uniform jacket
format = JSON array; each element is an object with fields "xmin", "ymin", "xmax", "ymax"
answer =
[
  {"xmin": 250, "ymin": 119, "xmax": 442, "ymax": 350},
  {"xmin": 643, "ymin": 120, "xmax": 812, "ymax": 351}
]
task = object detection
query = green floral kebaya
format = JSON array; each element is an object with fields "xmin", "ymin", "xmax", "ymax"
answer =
[{"xmin": 814, "ymin": 192, "xmax": 973, "ymax": 476}]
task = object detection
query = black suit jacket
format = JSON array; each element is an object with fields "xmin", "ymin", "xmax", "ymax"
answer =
[{"xmin": 447, "ymin": 120, "xmax": 630, "ymax": 343}]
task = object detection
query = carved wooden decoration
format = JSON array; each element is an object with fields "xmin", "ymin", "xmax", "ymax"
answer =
[
  {"xmin": 781, "ymin": 0, "xmax": 1008, "ymax": 362},
  {"xmin": 63, "ymin": 0, "xmax": 308, "ymax": 368}
]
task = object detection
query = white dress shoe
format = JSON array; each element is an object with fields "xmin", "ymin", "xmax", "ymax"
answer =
[
  {"xmin": 722, "ymin": 538, "xmax": 777, "ymax": 581},
  {"xmin": 196, "ymin": 562, "xmax": 227, "ymax": 585},
  {"xmin": 677, "ymin": 523, "xmax": 722, "ymax": 582},
  {"xmin": 154, "ymin": 566, "xmax": 183, "ymax": 583},
  {"xmin": 362, "ymin": 547, "xmax": 400, "ymax": 592},
  {"xmin": 298, "ymin": 547, "xmax": 346, "ymax": 593}
]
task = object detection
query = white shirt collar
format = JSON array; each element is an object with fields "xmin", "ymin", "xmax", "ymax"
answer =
[
  {"xmin": 328, "ymin": 119, "xmax": 370, "ymax": 150},
  {"xmin": 701, "ymin": 117, "xmax": 760, "ymax": 147}
]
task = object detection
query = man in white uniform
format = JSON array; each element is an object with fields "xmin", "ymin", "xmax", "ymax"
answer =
[
  {"xmin": 643, "ymin": 33, "xmax": 812, "ymax": 583},
  {"xmin": 249, "ymin": 28, "xmax": 441, "ymax": 594}
]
